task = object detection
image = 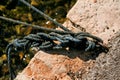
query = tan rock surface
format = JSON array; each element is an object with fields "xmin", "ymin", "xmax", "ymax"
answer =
[
  {"xmin": 64, "ymin": 0, "xmax": 120, "ymax": 44},
  {"xmin": 16, "ymin": 50, "xmax": 94, "ymax": 80},
  {"xmin": 16, "ymin": 0, "xmax": 120, "ymax": 80}
]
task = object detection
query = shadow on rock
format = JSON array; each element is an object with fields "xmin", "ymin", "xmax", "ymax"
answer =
[{"xmin": 43, "ymin": 47, "xmax": 108, "ymax": 61}]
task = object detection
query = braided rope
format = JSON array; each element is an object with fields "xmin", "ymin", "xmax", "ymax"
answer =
[{"xmin": 6, "ymin": 32, "xmax": 108, "ymax": 80}]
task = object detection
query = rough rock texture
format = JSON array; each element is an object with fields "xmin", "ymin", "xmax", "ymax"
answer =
[
  {"xmin": 81, "ymin": 32, "xmax": 120, "ymax": 80},
  {"xmin": 63, "ymin": 0, "xmax": 120, "ymax": 44},
  {"xmin": 15, "ymin": 49, "xmax": 96, "ymax": 80},
  {"xmin": 16, "ymin": 0, "xmax": 120, "ymax": 80}
]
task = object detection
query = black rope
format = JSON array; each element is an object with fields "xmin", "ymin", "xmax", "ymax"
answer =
[
  {"xmin": 0, "ymin": 16, "xmax": 70, "ymax": 34},
  {"xmin": 6, "ymin": 32, "xmax": 108, "ymax": 80},
  {"xmin": 19, "ymin": 0, "xmax": 71, "ymax": 32},
  {"xmin": 6, "ymin": 43, "xmax": 16, "ymax": 80}
]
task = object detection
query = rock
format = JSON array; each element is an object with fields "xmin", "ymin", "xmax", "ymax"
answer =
[
  {"xmin": 64, "ymin": 0, "xmax": 120, "ymax": 44},
  {"xmin": 81, "ymin": 32, "xmax": 120, "ymax": 80},
  {"xmin": 15, "ymin": 0, "xmax": 120, "ymax": 80},
  {"xmin": 15, "ymin": 50, "xmax": 94, "ymax": 80}
]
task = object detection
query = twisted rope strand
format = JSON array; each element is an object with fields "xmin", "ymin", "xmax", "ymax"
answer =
[{"xmin": 19, "ymin": 0, "xmax": 70, "ymax": 32}]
